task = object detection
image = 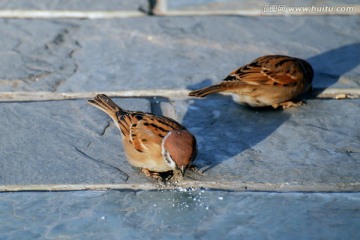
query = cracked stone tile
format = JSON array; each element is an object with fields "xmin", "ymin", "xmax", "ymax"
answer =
[
  {"xmin": 1, "ymin": 95, "xmax": 359, "ymax": 186},
  {"xmin": 0, "ymin": 95, "xmax": 359, "ymax": 187},
  {"xmin": 0, "ymin": 16, "xmax": 359, "ymax": 92},
  {"xmin": 0, "ymin": 98, "xmax": 151, "ymax": 185},
  {"xmin": 0, "ymin": 21, "xmax": 82, "ymax": 91}
]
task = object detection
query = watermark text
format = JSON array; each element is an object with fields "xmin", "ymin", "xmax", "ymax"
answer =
[{"xmin": 262, "ymin": 5, "xmax": 355, "ymax": 14}]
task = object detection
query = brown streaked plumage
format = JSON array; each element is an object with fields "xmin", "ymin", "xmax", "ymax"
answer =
[
  {"xmin": 189, "ymin": 55, "xmax": 314, "ymax": 109},
  {"xmin": 88, "ymin": 94, "xmax": 197, "ymax": 178}
]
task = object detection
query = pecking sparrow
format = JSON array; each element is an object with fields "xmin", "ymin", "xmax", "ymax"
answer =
[
  {"xmin": 189, "ymin": 55, "xmax": 314, "ymax": 109},
  {"xmin": 88, "ymin": 94, "xmax": 197, "ymax": 178}
]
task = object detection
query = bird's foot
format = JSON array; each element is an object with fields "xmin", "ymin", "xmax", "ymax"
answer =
[
  {"xmin": 141, "ymin": 168, "xmax": 174, "ymax": 181},
  {"xmin": 188, "ymin": 164, "xmax": 199, "ymax": 172},
  {"xmin": 141, "ymin": 168, "xmax": 161, "ymax": 179},
  {"xmin": 274, "ymin": 100, "xmax": 305, "ymax": 109}
]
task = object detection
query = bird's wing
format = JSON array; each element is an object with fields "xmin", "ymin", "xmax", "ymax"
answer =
[
  {"xmin": 120, "ymin": 113, "xmax": 183, "ymax": 153},
  {"xmin": 223, "ymin": 55, "xmax": 304, "ymax": 87}
]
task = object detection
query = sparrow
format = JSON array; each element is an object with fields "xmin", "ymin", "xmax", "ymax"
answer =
[
  {"xmin": 88, "ymin": 94, "xmax": 197, "ymax": 178},
  {"xmin": 189, "ymin": 55, "xmax": 314, "ymax": 109}
]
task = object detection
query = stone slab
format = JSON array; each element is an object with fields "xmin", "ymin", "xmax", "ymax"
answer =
[
  {"xmin": 0, "ymin": 16, "xmax": 359, "ymax": 92},
  {"xmin": 1, "ymin": 97, "xmax": 359, "ymax": 187},
  {"xmin": 0, "ymin": 98, "xmax": 151, "ymax": 185},
  {"xmin": 0, "ymin": 0, "xmax": 146, "ymax": 11},
  {"xmin": 162, "ymin": 96, "xmax": 360, "ymax": 184},
  {"xmin": 0, "ymin": 190, "xmax": 359, "ymax": 239}
]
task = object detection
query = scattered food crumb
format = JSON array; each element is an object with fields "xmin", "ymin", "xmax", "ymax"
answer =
[{"xmin": 335, "ymin": 94, "xmax": 347, "ymax": 99}]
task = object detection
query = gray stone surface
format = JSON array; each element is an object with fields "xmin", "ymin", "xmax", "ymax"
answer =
[
  {"xmin": 0, "ymin": 16, "xmax": 359, "ymax": 92},
  {"xmin": 0, "ymin": 98, "xmax": 151, "ymax": 185},
  {"xmin": 165, "ymin": 97, "xmax": 360, "ymax": 184},
  {"xmin": 1, "ymin": 190, "xmax": 359, "ymax": 239}
]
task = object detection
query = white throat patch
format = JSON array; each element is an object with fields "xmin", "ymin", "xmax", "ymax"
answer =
[{"xmin": 161, "ymin": 132, "xmax": 177, "ymax": 170}]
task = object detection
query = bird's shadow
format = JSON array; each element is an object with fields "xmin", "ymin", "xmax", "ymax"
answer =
[
  {"xmin": 180, "ymin": 43, "xmax": 360, "ymax": 174},
  {"xmin": 308, "ymin": 42, "xmax": 360, "ymax": 90},
  {"xmin": 181, "ymin": 90, "xmax": 289, "ymax": 174}
]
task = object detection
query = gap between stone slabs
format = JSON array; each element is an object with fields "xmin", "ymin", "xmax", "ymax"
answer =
[
  {"xmin": 1, "ymin": 182, "xmax": 360, "ymax": 192},
  {"xmin": 0, "ymin": 88, "xmax": 359, "ymax": 102}
]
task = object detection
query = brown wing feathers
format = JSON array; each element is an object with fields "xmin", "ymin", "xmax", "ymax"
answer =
[
  {"xmin": 188, "ymin": 55, "xmax": 313, "ymax": 98},
  {"xmin": 88, "ymin": 94, "xmax": 184, "ymax": 153}
]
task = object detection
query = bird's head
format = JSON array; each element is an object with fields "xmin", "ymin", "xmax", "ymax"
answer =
[
  {"xmin": 161, "ymin": 130, "xmax": 197, "ymax": 176},
  {"xmin": 299, "ymin": 59, "xmax": 314, "ymax": 91}
]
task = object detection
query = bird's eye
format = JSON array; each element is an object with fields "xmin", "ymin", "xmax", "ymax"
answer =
[{"xmin": 164, "ymin": 151, "xmax": 173, "ymax": 164}]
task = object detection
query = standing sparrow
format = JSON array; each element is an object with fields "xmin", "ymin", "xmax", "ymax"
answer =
[
  {"xmin": 189, "ymin": 55, "xmax": 314, "ymax": 109},
  {"xmin": 88, "ymin": 94, "xmax": 197, "ymax": 178}
]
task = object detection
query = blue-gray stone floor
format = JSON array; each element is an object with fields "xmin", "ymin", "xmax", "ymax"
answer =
[{"xmin": 0, "ymin": 0, "xmax": 359, "ymax": 239}]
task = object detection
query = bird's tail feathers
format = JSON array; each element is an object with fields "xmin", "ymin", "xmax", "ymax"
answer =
[
  {"xmin": 88, "ymin": 94, "xmax": 125, "ymax": 120},
  {"xmin": 188, "ymin": 84, "xmax": 222, "ymax": 98}
]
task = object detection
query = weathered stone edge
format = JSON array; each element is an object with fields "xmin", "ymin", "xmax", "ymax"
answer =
[
  {"xmin": 1, "ymin": 182, "xmax": 359, "ymax": 192},
  {"xmin": 0, "ymin": 88, "xmax": 359, "ymax": 102},
  {"xmin": 0, "ymin": 9, "xmax": 359, "ymax": 19}
]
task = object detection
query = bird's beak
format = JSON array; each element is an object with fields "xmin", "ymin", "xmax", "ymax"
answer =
[{"xmin": 180, "ymin": 165, "xmax": 186, "ymax": 177}]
